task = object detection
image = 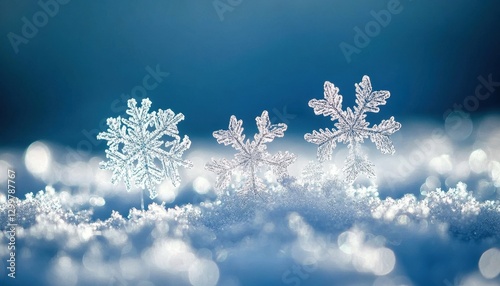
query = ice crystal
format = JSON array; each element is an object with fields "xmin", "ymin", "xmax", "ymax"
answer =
[
  {"xmin": 0, "ymin": 186, "xmax": 92, "ymax": 228},
  {"xmin": 97, "ymin": 98, "xmax": 192, "ymax": 201},
  {"xmin": 2, "ymin": 182, "xmax": 500, "ymax": 285},
  {"xmin": 301, "ymin": 161, "xmax": 325, "ymax": 191},
  {"xmin": 206, "ymin": 110, "xmax": 296, "ymax": 194},
  {"xmin": 305, "ymin": 75, "xmax": 401, "ymax": 183}
]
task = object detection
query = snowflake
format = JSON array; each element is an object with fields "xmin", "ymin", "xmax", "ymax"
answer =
[
  {"xmin": 305, "ymin": 75, "xmax": 401, "ymax": 183},
  {"xmin": 206, "ymin": 110, "xmax": 296, "ymax": 194},
  {"xmin": 97, "ymin": 98, "xmax": 192, "ymax": 201}
]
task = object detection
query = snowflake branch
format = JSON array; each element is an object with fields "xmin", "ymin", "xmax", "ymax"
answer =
[
  {"xmin": 309, "ymin": 81, "xmax": 349, "ymax": 124},
  {"xmin": 353, "ymin": 76, "xmax": 390, "ymax": 127},
  {"xmin": 304, "ymin": 128, "xmax": 344, "ymax": 161}
]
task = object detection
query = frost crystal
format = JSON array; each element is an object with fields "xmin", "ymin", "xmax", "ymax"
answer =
[
  {"xmin": 206, "ymin": 111, "xmax": 296, "ymax": 193},
  {"xmin": 97, "ymin": 98, "xmax": 192, "ymax": 200},
  {"xmin": 301, "ymin": 161, "xmax": 325, "ymax": 191},
  {"xmin": 305, "ymin": 76, "xmax": 401, "ymax": 183}
]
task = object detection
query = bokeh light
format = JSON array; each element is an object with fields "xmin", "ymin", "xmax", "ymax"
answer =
[
  {"xmin": 479, "ymin": 248, "xmax": 500, "ymax": 279},
  {"xmin": 24, "ymin": 141, "xmax": 52, "ymax": 176},
  {"xmin": 469, "ymin": 149, "xmax": 488, "ymax": 174}
]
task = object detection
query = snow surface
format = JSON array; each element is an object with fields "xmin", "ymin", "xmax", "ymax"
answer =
[{"xmin": 1, "ymin": 115, "xmax": 500, "ymax": 286}]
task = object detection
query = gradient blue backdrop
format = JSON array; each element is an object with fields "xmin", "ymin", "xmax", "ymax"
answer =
[{"xmin": 1, "ymin": 0, "xmax": 499, "ymax": 150}]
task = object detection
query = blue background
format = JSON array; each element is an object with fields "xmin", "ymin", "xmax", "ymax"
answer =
[
  {"xmin": 1, "ymin": 3, "xmax": 499, "ymax": 285},
  {"xmin": 1, "ymin": 0, "xmax": 499, "ymax": 150}
]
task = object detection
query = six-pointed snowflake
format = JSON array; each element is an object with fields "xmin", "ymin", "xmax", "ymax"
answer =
[
  {"xmin": 97, "ymin": 98, "xmax": 192, "ymax": 200},
  {"xmin": 206, "ymin": 111, "xmax": 296, "ymax": 194},
  {"xmin": 305, "ymin": 76, "xmax": 401, "ymax": 183}
]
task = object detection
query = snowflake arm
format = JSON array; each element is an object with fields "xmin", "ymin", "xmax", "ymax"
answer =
[
  {"xmin": 206, "ymin": 158, "xmax": 236, "ymax": 191},
  {"xmin": 152, "ymin": 108, "xmax": 185, "ymax": 140},
  {"xmin": 264, "ymin": 151, "xmax": 296, "ymax": 179},
  {"xmin": 100, "ymin": 147, "xmax": 134, "ymax": 191},
  {"xmin": 213, "ymin": 115, "xmax": 247, "ymax": 152},
  {"xmin": 161, "ymin": 135, "xmax": 193, "ymax": 187},
  {"xmin": 304, "ymin": 128, "xmax": 343, "ymax": 162},
  {"xmin": 308, "ymin": 81, "xmax": 348, "ymax": 123},
  {"xmin": 354, "ymin": 75, "xmax": 391, "ymax": 115},
  {"xmin": 206, "ymin": 110, "xmax": 296, "ymax": 194},
  {"xmin": 255, "ymin": 110, "xmax": 287, "ymax": 144},
  {"xmin": 133, "ymin": 148, "xmax": 164, "ymax": 198},
  {"xmin": 97, "ymin": 117, "xmax": 127, "ymax": 149},
  {"xmin": 343, "ymin": 145, "xmax": 375, "ymax": 183},
  {"xmin": 243, "ymin": 162, "xmax": 266, "ymax": 195},
  {"xmin": 365, "ymin": 116, "xmax": 401, "ymax": 154}
]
